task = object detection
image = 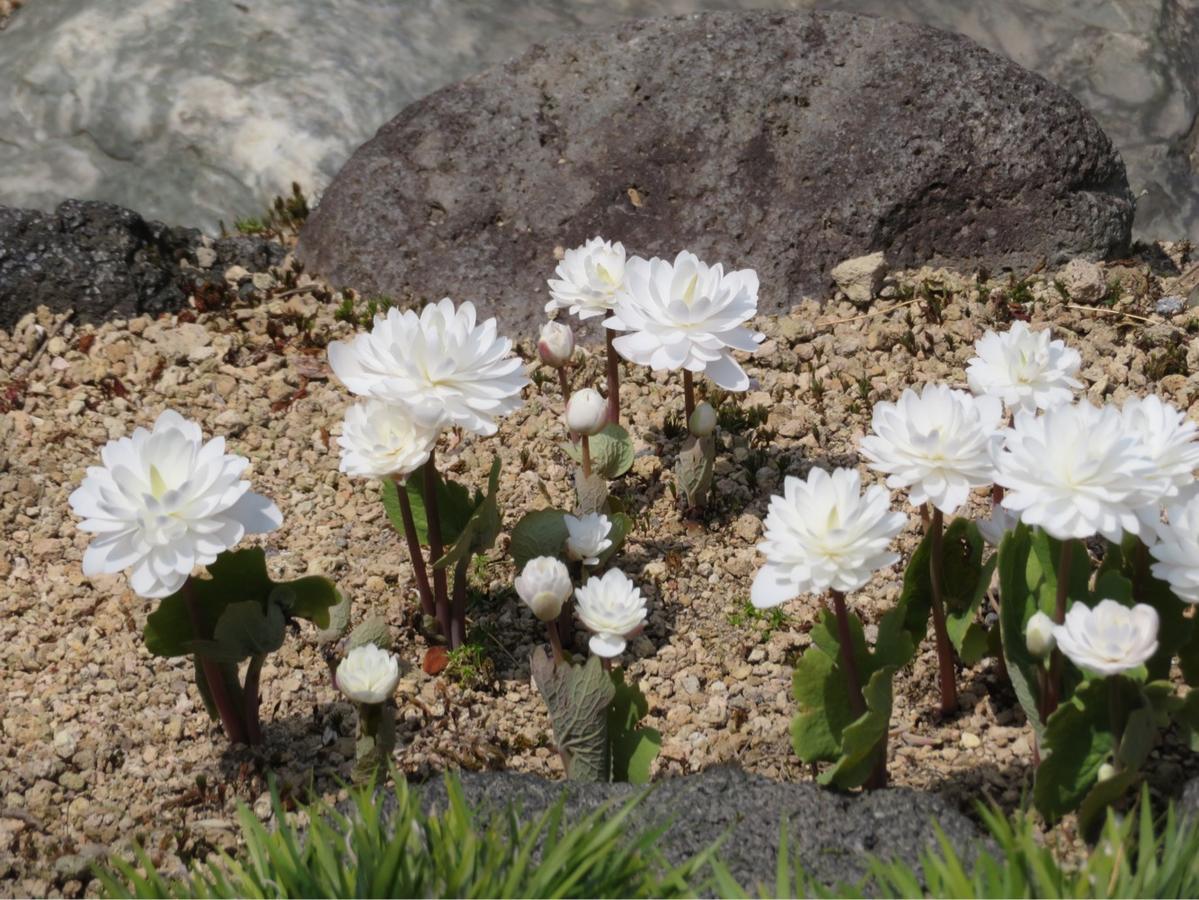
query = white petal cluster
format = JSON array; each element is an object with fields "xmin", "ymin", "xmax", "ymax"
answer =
[
  {"xmin": 336, "ymin": 644, "xmax": 401, "ymax": 705},
  {"xmin": 565, "ymin": 388, "xmax": 608, "ymax": 436},
  {"xmin": 574, "ymin": 568, "xmax": 647, "ymax": 658},
  {"xmin": 69, "ymin": 410, "xmax": 282, "ymax": 599},
  {"xmin": 564, "ymin": 512, "xmax": 613, "ymax": 565},
  {"xmin": 514, "ymin": 556, "xmax": 573, "ymax": 622},
  {"xmin": 1052, "ymin": 599, "xmax": 1159, "ymax": 676},
  {"xmin": 1024, "ymin": 610, "xmax": 1056, "ymax": 659},
  {"xmin": 966, "ymin": 322, "xmax": 1082, "ymax": 412},
  {"xmin": 605, "ymin": 250, "xmax": 765, "ymax": 391},
  {"xmin": 751, "ymin": 467, "xmax": 906, "ymax": 608},
  {"xmin": 995, "ymin": 401, "xmax": 1159, "ymax": 542},
  {"xmin": 1150, "ymin": 494, "xmax": 1199, "ymax": 603},
  {"xmin": 328, "ymin": 298, "xmax": 528, "ymax": 437},
  {"xmin": 859, "ymin": 384, "xmax": 1003, "ymax": 515},
  {"xmin": 1121, "ymin": 394, "xmax": 1199, "ymax": 517},
  {"xmin": 537, "ymin": 321, "xmax": 575, "ymax": 368},
  {"xmin": 337, "ymin": 399, "xmax": 439, "ymax": 480},
  {"xmin": 546, "ymin": 237, "xmax": 628, "ymax": 321}
]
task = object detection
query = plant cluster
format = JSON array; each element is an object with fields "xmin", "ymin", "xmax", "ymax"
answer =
[{"xmin": 751, "ymin": 318, "xmax": 1199, "ymax": 832}]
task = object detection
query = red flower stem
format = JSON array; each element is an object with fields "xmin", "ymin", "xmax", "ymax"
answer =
[
  {"xmin": 424, "ymin": 451, "xmax": 451, "ymax": 644},
  {"xmin": 929, "ymin": 508, "xmax": 959, "ymax": 716},
  {"xmin": 243, "ymin": 654, "xmax": 265, "ymax": 745},
  {"xmin": 546, "ymin": 620, "xmax": 564, "ymax": 664},
  {"xmin": 605, "ymin": 327, "xmax": 621, "ymax": 425},
  {"xmin": 394, "ymin": 475, "xmax": 435, "ymax": 620},
  {"xmin": 557, "ymin": 367, "xmax": 572, "ymax": 405},
  {"xmin": 831, "ymin": 590, "xmax": 887, "ymax": 788},
  {"xmin": 581, "ymin": 435, "xmax": 592, "ymax": 478},
  {"xmin": 450, "ymin": 554, "xmax": 469, "ymax": 650},
  {"xmin": 683, "ymin": 369, "xmax": 696, "ymax": 422},
  {"xmin": 182, "ymin": 578, "xmax": 249, "ymax": 745}
]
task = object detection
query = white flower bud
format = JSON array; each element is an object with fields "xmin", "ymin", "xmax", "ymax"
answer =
[
  {"xmin": 1025, "ymin": 611, "xmax": 1056, "ymax": 659},
  {"xmin": 1098, "ymin": 762, "xmax": 1117, "ymax": 782},
  {"xmin": 514, "ymin": 556, "xmax": 573, "ymax": 622},
  {"xmin": 336, "ymin": 644, "xmax": 401, "ymax": 705},
  {"xmin": 688, "ymin": 401, "xmax": 718, "ymax": 437},
  {"xmin": 537, "ymin": 321, "xmax": 575, "ymax": 368},
  {"xmin": 565, "ymin": 388, "xmax": 608, "ymax": 436}
]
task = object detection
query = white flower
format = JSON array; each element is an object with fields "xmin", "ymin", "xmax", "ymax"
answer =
[
  {"xmin": 1150, "ymin": 494, "xmax": 1199, "ymax": 603},
  {"xmin": 977, "ymin": 505, "xmax": 1020, "ymax": 548},
  {"xmin": 565, "ymin": 388, "xmax": 608, "ymax": 436},
  {"xmin": 1052, "ymin": 599, "xmax": 1159, "ymax": 676},
  {"xmin": 1121, "ymin": 394, "xmax": 1199, "ymax": 516},
  {"xmin": 537, "ymin": 321, "xmax": 575, "ymax": 368},
  {"xmin": 327, "ymin": 298, "xmax": 528, "ymax": 437},
  {"xmin": 337, "ymin": 399, "xmax": 439, "ymax": 480},
  {"xmin": 996, "ymin": 401, "xmax": 1159, "ymax": 542},
  {"xmin": 1025, "ymin": 610, "xmax": 1056, "ymax": 659},
  {"xmin": 574, "ymin": 568, "xmax": 647, "ymax": 658},
  {"xmin": 605, "ymin": 250, "xmax": 765, "ymax": 391},
  {"xmin": 69, "ymin": 410, "xmax": 282, "ymax": 600},
  {"xmin": 859, "ymin": 384, "xmax": 1003, "ymax": 515},
  {"xmin": 546, "ymin": 237, "xmax": 627, "ymax": 321},
  {"xmin": 751, "ymin": 467, "xmax": 906, "ymax": 608},
  {"xmin": 514, "ymin": 556, "xmax": 573, "ymax": 622},
  {"xmin": 688, "ymin": 401, "xmax": 718, "ymax": 437},
  {"xmin": 336, "ymin": 644, "xmax": 401, "ymax": 705},
  {"xmin": 564, "ymin": 512, "xmax": 613, "ymax": 565},
  {"xmin": 965, "ymin": 322, "xmax": 1082, "ymax": 413}
]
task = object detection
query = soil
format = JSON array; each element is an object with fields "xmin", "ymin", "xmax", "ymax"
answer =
[{"xmin": 3, "ymin": 240, "xmax": 1199, "ymax": 895}]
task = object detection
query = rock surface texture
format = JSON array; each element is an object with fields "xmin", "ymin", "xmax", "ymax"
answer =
[
  {"xmin": 0, "ymin": 201, "xmax": 283, "ymax": 329},
  {"xmin": 298, "ymin": 10, "xmax": 1134, "ymax": 332},
  {"xmin": 413, "ymin": 767, "xmax": 983, "ymax": 889}
]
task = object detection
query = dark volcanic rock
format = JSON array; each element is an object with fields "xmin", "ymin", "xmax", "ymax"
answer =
[
  {"xmin": 298, "ymin": 10, "xmax": 1134, "ymax": 337},
  {"xmin": 0, "ymin": 200, "xmax": 285, "ymax": 330},
  {"xmin": 410, "ymin": 767, "xmax": 983, "ymax": 890}
]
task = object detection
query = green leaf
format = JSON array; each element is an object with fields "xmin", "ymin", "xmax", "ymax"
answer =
[
  {"xmin": 143, "ymin": 548, "xmax": 340, "ymax": 657},
  {"xmin": 1078, "ymin": 769, "xmax": 1141, "ymax": 842},
  {"xmin": 574, "ymin": 469, "xmax": 610, "ymax": 515},
  {"xmin": 434, "ymin": 457, "xmax": 502, "ymax": 571},
  {"xmin": 607, "ymin": 668, "xmax": 661, "ymax": 784},
  {"xmin": 563, "ymin": 424, "xmax": 635, "ymax": 479},
  {"xmin": 530, "ymin": 649, "xmax": 614, "ymax": 782},
  {"xmin": 315, "ymin": 589, "xmax": 352, "ymax": 644},
  {"xmin": 1034, "ymin": 676, "xmax": 1155, "ymax": 825},
  {"xmin": 191, "ymin": 600, "xmax": 286, "ymax": 663},
  {"xmin": 380, "ymin": 464, "xmax": 476, "ymax": 548},
  {"xmin": 510, "ymin": 508, "xmax": 570, "ymax": 571},
  {"xmin": 675, "ymin": 434, "xmax": 715, "ymax": 508},
  {"xmin": 1100, "ymin": 536, "xmax": 1192, "ymax": 682},
  {"xmin": 819, "ymin": 664, "xmax": 896, "ymax": 790},
  {"xmin": 997, "ymin": 525, "xmax": 1088, "ymax": 739}
]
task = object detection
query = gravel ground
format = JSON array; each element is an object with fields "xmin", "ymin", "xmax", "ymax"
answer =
[
  {"xmin": 3, "ymin": 242, "xmax": 1199, "ymax": 895},
  {"xmin": 0, "ymin": 0, "xmax": 24, "ymax": 29}
]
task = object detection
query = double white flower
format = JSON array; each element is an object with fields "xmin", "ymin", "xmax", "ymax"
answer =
[
  {"xmin": 574, "ymin": 568, "xmax": 647, "ymax": 658},
  {"xmin": 337, "ymin": 399, "xmax": 439, "ymax": 480},
  {"xmin": 1052, "ymin": 599, "xmax": 1159, "ymax": 676},
  {"xmin": 996, "ymin": 400, "xmax": 1159, "ymax": 542},
  {"xmin": 328, "ymin": 298, "xmax": 527, "ymax": 437},
  {"xmin": 859, "ymin": 384, "xmax": 1003, "ymax": 515},
  {"xmin": 1150, "ymin": 494, "xmax": 1199, "ymax": 603},
  {"xmin": 751, "ymin": 467, "xmax": 906, "ymax": 608},
  {"xmin": 564, "ymin": 512, "xmax": 613, "ymax": 565},
  {"xmin": 605, "ymin": 250, "xmax": 764, "ymax": 392},
  {"xmin": 336, "ymin": 644, "xmax": 401, "ymax": 705},
  {"xmin": 1120, "ymin": 394, "xmax": 1199, "ymax": 520},
  {"xmin": 966, "ymin": 322, "xmax": 1082, "ymax": 412},
  {"xmin": 514, "ymin": 556, "xmax": 573, "ymax": 622},
  {"xmin": 546, "ymin": 237, "xmax": 628, "ymax": 320},
  {"xmin": 69, "ymin": 410, "xmax": 282, "ymax": 599}
]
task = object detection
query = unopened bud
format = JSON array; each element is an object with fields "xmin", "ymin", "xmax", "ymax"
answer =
[
  {"xmin": 688, "ymin": 401, "xmax": 717, "ymax": 437},
  {"xmin": 1025, "ymin": 611, "xmax": 1056, "ymax": 659},
  {"xmin": 565, "ymin": 388, "xmax": 608, "ymax": 436},
  {"xmin": 538, "ymin": 321, "xmax": 575, "ymax": 368}
]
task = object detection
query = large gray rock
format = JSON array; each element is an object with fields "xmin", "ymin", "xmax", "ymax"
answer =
[
  {"xmin": 413, "ymin": 767, "xmax": 983, "ymax": 891},
  {"xmin": 297, "ymin": 10, "xmax": 1134, "ymax": 334},
  {"xmin": 0, "ymin": 200, "xmax": 283, "ymax": 329}
]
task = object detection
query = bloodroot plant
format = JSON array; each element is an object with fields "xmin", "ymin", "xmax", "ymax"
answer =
[
  {"xmin": 752, "ymin": 467, "xmax": 907, "ymax": 789},
  {"xmin": 70, "ymin": 410, "xmax": 343, "ymax": 746},
  {"xmin": 328, "ymin": 298, "xmax": 525, "ymax": 650}
]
